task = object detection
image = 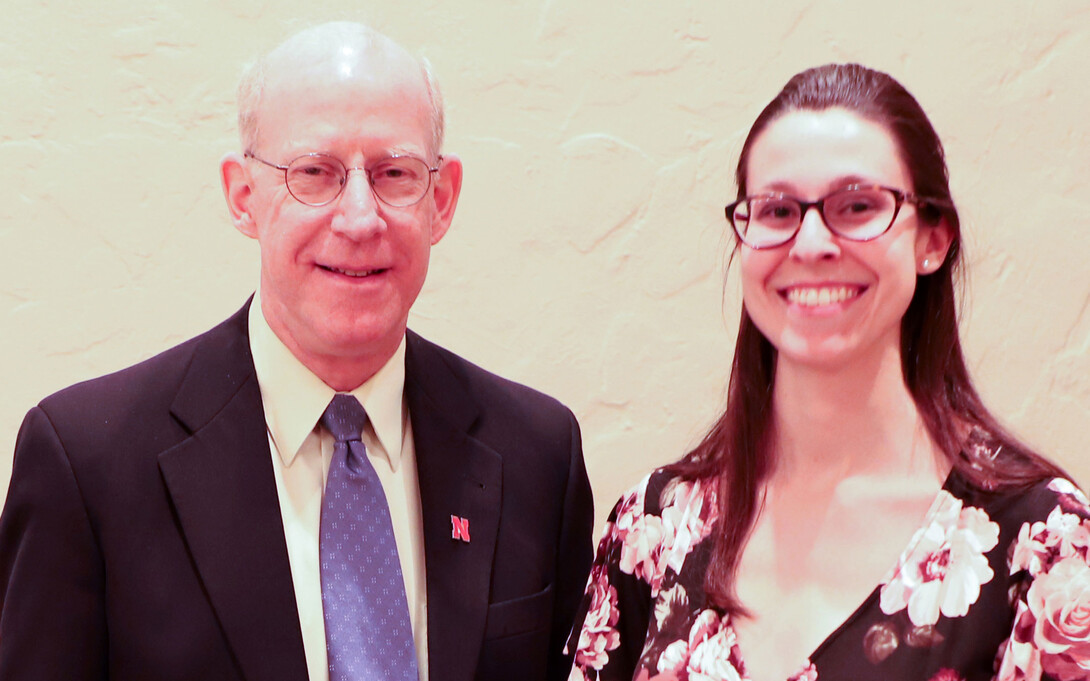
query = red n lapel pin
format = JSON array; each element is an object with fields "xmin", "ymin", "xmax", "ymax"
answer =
[{"xmin": 450, "ymin": 515, "xmax": 471, "ymax": 542}]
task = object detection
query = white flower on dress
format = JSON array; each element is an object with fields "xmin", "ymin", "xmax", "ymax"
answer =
[
  {"xmin": 1025, "ymin": 555, "xmax": 1090, "ymax": 680},
  {"xmin": 995, "ymin": 632, "xmax": 1044, "ymax": 681},
  {"xmin": 685, "ymin": 610, "xmax": 744, "ymax": 681},
  {"xmin": 619, "ymin": 511, "xmax": 667, "ymax": 587},
  {"xmin": 567, "ymin": 666, "xmax": 590, "ymax": 681},
  {"xmin": 1011, "ymin": 517, "xmax": 1055, "ymax": 580},
  {"xmin": 573, "ymin": 566, "xmax": 622, "ymax": 671},
  {"xmin": 996, "ymin": 553, "xmax": 1090, "ymax": 681},
  {"xmin": 611, "ymin": 488, "xmax": 643, "ymax": 542},
  {"xmin": 656, "ymin": 639, "xmax": 689, "ymax": 676},
  {"xmin": 1049, "ymin": 479, "xmax": 1090, "ymax": 507},
  {"xmin": 660, "ymin": 479, "xmax": 719, "ymax": 577},
  {"xmin": 653, "ymin": 584, "xmax": 689, "ymax": 632},
  {"xmin": 651, "ymin": 609, "xmax": 745, "ymax": 681},
  {"xmin": 615, "ymin": 477, "xmax": 718, "ymax": 596},
  {"xmin": 880, "ymin": 490, "xmax": 1000, "ymax": 626},
  {"xmin": 1011, "ymin": 506, "xmax": 1090, "ymax": 577},
  {"xmin": 612, "ymin": 479, "xmax": 670, "ymax": 589}
]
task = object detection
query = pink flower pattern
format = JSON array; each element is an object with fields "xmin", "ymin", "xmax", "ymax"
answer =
[
  {"xmin": 568, "ymin": 472, "xmax": 1090, "ymax": 681},
  {"xmin": 996, "ymin": 480, "xmax": 1090, "ymax": 681},
  {"xmin": 879, "ymin": 490, "xmax": 1000, "ymax": 626},
  {"xmin": 682, "ymin": 610, "xmax": 745, "ymax": 681},
  {"xmin": 613, "ymin": 476, "xmax": 719, "ymax": 597},
  {"xmin": 573, "ymin": 565, "xmax": 622, "ymax": 670}
]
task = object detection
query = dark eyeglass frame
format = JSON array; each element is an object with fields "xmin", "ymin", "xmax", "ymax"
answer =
[
  {"xmin": 724, "ymin": 184, "xmax": 938, "ymax": 250},
  {"xmin": 244, "ymin": 151, "xmax": 442, "ymax": 207}
]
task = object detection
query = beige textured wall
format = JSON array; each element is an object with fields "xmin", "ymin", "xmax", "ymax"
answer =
[{"xmin": 2, "ymin": 2, "xmax": 1088, "ymax": 528}]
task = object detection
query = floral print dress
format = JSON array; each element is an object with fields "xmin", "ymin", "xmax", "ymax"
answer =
[{"xmin": 565, "ymin": 467, "xmax": 1090, "ymax": 681}]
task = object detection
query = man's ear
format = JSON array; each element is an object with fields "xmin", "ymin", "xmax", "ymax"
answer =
[
  {"xmin": 428, "ymin": 153, "xmax": 463, "ymax": 246},
  {"xmin": 915, "ymin": 218, "xmax": 954, "ymax": 275},
  {"xmin": 221, "ymin": 152, "xmax": 258, "ymax": 238}
]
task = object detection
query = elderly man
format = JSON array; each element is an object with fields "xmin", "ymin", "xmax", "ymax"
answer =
[{"xmin": 0, "ymin": 22, "xmax": 593, "ymax": 681}]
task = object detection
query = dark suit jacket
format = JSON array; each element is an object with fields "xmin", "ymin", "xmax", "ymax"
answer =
[{"xmin": 0, "ymin": 301, "xmax": 594, "ymax": 681}]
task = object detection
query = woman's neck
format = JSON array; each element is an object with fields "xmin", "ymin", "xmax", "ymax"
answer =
[{"xmin": 769, "ymin": 345, "xmax": 945, "ymax": 487}]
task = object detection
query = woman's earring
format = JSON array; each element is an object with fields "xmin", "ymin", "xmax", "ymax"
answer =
[{"xmin": 922, "ymin": 258, "xmax": 930, "ymax": 270}]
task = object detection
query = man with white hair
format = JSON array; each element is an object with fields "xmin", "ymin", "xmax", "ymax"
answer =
[{"xmin": 0, "ymin": 22, "xmax": 593, "ymax": 681}]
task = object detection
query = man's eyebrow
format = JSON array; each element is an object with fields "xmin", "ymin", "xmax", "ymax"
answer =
[{"xmin": 385, "ymin": 145, "xmax": 427, "ymax": 157}]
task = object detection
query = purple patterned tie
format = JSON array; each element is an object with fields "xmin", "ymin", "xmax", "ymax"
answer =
[{"xmin": 320, "ymin": 394, "xmax": 419, "ymax": 681}]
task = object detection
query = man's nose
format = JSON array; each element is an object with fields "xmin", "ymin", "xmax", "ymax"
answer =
[
  {"xmin": 331, "ymin": 169, "xmax": 386, "ymax": 238},
  {"xmin": 789, "ymin": 205, "xmax": 839, "ymax": 260}
]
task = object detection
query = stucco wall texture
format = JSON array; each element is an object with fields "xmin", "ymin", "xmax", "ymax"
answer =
[{"xmin": 2, "ymin": 2, "xmax": 1088, "ymax": 528}]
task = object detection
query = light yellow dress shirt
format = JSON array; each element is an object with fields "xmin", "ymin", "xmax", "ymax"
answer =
[{"xmin": 248, "ymin": 295, "xmax": 429, "ymax": 681}]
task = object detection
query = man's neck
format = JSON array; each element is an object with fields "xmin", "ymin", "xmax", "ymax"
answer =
[{"xmin": 257, "ymin": 296, "xmax": 403, "ymax": 392}]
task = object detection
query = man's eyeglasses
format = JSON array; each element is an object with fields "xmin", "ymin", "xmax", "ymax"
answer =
[
  {"xmin": 245, "ymin": 152, "xmax": 442, "ymax": 207},
  {"xmin": 725, "ymin": 185, "xmax": 934, "ymax": 249}
]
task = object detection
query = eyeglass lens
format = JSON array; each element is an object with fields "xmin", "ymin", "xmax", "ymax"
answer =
[
  {"xmin": 285, "ymin": 154, "xmax": 434, "ymax": 207},
  {"xmin": 732, "ymin": 186, "xmax": 900, "ymax": 248}
]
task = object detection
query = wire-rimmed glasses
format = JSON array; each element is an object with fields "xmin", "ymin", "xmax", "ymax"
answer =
[
  {"xmin": 245, "ymin": 152, "xmax": 442, "ymax": 207},
  {"xmin": 725, "ymin": 184, "xmax": 930, "ymax": 249}
]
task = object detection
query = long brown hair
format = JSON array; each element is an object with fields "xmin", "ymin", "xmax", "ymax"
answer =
[{"xmin": 668, "ymin": 63, "xmax": 1066, "ymax": 617}]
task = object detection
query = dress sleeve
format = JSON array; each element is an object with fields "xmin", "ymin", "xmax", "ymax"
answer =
[
  {"xmin": 565, "ymin": 476, "xmax": 656, "ymax": 681},
  {"xmin": 995, "ymin": 478, "xmax": 1090, "ymax": 681}
]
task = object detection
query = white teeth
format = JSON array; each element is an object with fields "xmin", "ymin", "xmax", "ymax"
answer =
[
  {"xmin": 785, "ymin": 286, "xmax": 860, "ymax": 306},
  {"xmin": 328, "ymin": 267, "xmax": 381, "ymax": 277}
]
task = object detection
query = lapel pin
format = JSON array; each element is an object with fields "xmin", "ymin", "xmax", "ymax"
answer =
[{"xmin": 450, "ymin": 515, "xmax": 471, "ymax": 542}]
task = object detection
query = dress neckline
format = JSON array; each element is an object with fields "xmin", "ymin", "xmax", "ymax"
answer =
[{"xmin": 733, "ymin": 468, "xmax": 959, "ymax": 679}]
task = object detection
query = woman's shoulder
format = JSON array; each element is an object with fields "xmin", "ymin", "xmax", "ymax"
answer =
[
  {"xmin": 950, "ymin": 431, "xmax": 1086, "ymax": 524},
  {"xmin": 594, "ymin": 466, "xmax": 721, "ymax": 597},
  {"xmin": 964, "ymin": 476, "xmax": 1090, "ymax": 525},
  {"xmin": 1018, "ymin": 477, "xmax": 1090, "ymax": 514},
  {"xmin": 607, "ymin": 466, "xmax": 719, "ymax": 519},
  {"xmin": 948, "ymin": 473, "xmax": 1090, "ymax": 580}
]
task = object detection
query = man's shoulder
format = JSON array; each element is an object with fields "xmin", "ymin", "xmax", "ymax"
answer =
[
  {"xmin": 37, "ymin": 303, "xmax": 251, "ymax": 428},
  {"xmin": 405, "ymin": 331, "xmax": 574, "ymax": 426}
]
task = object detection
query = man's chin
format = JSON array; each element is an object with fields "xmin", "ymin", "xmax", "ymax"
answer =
[{"xmin": 316, "ymin": 319, "xmax": 406, "ymax": 358}]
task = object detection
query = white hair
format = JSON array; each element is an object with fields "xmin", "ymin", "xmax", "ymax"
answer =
[{"xmin": 236, "ymin": 22, "xmax": 445, "ymax": 158}]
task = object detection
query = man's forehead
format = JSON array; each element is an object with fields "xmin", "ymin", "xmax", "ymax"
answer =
[
  {"xmin": 259, "ymin": 54, "xmax": 430, "ymax": 124},
  {"xmin": 264, "ymin": 36, "xmax": 423, "ymax": 90},
  {"xmin": 253, "ymin": 56, "xmax": 431, "ymax": 153},
  {"xmin": 240, "ymin": 23, "xmax": 439, "ymax": 156}
]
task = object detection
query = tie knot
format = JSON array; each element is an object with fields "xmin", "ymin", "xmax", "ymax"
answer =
[{"xmin": 321, "ymin": 394, "xmax": 368, "ymax": 444}]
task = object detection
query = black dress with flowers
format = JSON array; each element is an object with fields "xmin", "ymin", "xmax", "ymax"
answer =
[{"xmin": 565, "ymin": 465, "xmax": 1090, "ymax": 681}]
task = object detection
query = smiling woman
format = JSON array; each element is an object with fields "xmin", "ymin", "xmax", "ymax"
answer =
[
  {"xmin": 565, "ymin": 64, "xmax": 1090, "ymax": 681},
  {"xmin": 737, "ymin": 107, "xmax": 943, "ymax": 373}
]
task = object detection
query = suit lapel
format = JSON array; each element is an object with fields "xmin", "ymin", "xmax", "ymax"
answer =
[
  {"xmin": 157, "ymin": 304, "xmax": 308, "ymax": 681},
  {"xmin": 406, "ymin": 332, "xmax": 503, "ymax": 681}
]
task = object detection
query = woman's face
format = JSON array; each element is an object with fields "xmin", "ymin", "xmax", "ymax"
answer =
[{"xmin": 738, "ymin": 107, "xmax": 949, "ymax": 373}]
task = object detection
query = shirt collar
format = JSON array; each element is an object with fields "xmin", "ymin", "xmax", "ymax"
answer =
[{"xmin": 248, "ymin": 292, "xmax": 408, "ymax": 470}]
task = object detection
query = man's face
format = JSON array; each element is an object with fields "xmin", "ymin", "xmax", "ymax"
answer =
[{"xmin": 224, "ymin": 49, "xmax": 460, "ymax": 387}]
